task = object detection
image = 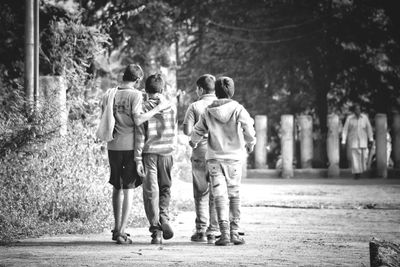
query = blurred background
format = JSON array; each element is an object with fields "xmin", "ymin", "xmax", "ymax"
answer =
[{"xmin": 1, "ymin": 0, "xmax": 399, "ymax": 243}]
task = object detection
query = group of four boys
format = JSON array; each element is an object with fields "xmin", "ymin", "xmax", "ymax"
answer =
[{"xmin": 101, "ymin": 64, "xmax": 256, "ymax": 246}]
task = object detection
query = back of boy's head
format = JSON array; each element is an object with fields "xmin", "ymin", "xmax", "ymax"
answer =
[
  {"xmin": 122, "ymin": 64, "xmax": 143, "ymax": 82},
  {"xmin": 145, "ymin": 74, "xmax": 165, "ymax": 94},
  {"xmin": 215, "ymin": 76, "xmax": 234, "ymax": 99},
  {"xmin": 196, "ymin": 74, "xmax": 215, "ymax": 93}
]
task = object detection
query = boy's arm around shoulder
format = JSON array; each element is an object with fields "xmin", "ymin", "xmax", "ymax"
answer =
[
  {"xmin": 133, "ymin": 94, "xmax": 172, "ymax": 126},
  {"xmin": 237, "ymin": 105, "xmax": 256, "ymax": 153}
]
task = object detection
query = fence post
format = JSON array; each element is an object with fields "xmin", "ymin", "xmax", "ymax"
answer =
[
  {"xmin": 255, "ymin": 115, "xmax": 268, "ymax": 169},
  {"xmin": 327, "ymin": 114, "xmax": 340, "ymax": 177},
  {"xmin": 281, "ymin": 115, "xmax": 294, "ymax": 178},
  {"xmin": 298, "ymin": 115, "xmax": 313, "ymax": 168},
  {"xmin": 393, "ymin": 113, "xmax": 400, "ymax": 169},
  {"xmin": 375, "ymin": 114, "xmax": 387, "ymax": 178}
]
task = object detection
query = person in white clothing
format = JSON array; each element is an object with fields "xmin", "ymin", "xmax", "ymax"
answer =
[{"xmin": 341, "ymin": 104, "xmax": 374, "ymax": 179}]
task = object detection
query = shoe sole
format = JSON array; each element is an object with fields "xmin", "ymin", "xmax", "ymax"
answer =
[
  {"xmin": 161, "ymin": 224, "xmax": 174, "ymax": 240},
  {"xmin": 191, "ymin": 239, "xmax": 207, "ymax": 242},
  {"xmin": 116, "ymin": 239, "xmax": 133, "ymax": 245},
  {"xmin": 215, "ymin": 242, "xmax": 231, "ymax": 246}
]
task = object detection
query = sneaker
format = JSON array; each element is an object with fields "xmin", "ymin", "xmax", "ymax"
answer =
[
  {"xmin": 161, "ymin": 222, "xmax": 174, "ymax": 240},
  {"xmin": 215, "ymin": 234, "xmax": 231, "ymax": 246},
  {"xmin": 207, "ymin": 234, "xmax": 216, "ymax": 244},
  {"xmin": 116, "ymin": 233, "xmax": 132, "ymax": 245},
  {"xmin": 151, "ymin": 231, "xmax": 162, "ymax": 244},
  {"xmin": 231, "ymin": 232, "xmax": 245, "ymax": 245},
  {"xmin": 191, "ymin": 232, "xmax": 206, "ymax": 242},
  {"xmin": 111, "ymin": 230, "xmax": 118, "ymax": 241}
]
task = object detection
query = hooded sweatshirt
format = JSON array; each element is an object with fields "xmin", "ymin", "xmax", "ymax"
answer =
[{"xmin": 191, "ymin": 99, "xmax": 256, "ymax": 161}]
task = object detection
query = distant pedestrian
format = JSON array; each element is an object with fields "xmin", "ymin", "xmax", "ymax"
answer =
[
  {"xmin": 183, "ymin": 74, "xmax": 219, "ymax": 244},
  {"xmin": 190, "ymin": 76, "xmax": 256, "ymax": 246},
  {"xmin": 341, "ymin": 103, "xmax": 374, "ymax": 179},
  {"xmin": 135, "ymin": 74, "xmax": 177, "ymax": 244}
]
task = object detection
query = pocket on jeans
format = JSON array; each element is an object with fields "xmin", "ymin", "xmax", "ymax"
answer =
[
  {"xmin": 208, "ymin": 162, "xmax": 221, "ymax": 177},
  {"xmin": 226, "ymin": 163, "xmax": 241, "ymax": 186}
]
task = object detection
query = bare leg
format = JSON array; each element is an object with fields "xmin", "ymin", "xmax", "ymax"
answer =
[
  {"xmin": 119, "ymin": 189, "xmax": 134, "ymax": 234},
  {"xmin": 112, "ymin": 188, "xmax": 122, "ymax": 232}
]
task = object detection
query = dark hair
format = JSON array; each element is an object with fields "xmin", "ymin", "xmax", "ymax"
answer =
[
  {"xmin": 196, "ymin": 74, "xmax": 215, "ymax": 93},
  {"xmin": 145, "ymin": 74, "xmax": 165, "ymax": 94},
  {"xmin": 352, "ymin": 103, "xmax": 361, "ymax": 112},
  {"xmin": 122, "ymin": 64, "xmax": 143, "ymax": 82},
  {"xmin": 215, "ymin": 76, "xmax": 235, "ymax": 99}
]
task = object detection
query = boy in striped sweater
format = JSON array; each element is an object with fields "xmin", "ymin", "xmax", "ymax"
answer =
[{"xmin": 135, "ymin": 74, "xmax": 177, "ymax": 244}]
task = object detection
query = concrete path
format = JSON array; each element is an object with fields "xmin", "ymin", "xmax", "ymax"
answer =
[{"xmin": 1, "ymin": 178, "xmax": 400, "ymax": 266}]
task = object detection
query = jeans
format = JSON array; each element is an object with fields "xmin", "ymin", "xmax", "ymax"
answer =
[
  {"xmin": 207, "ymin": 159, "xmax": 242, "ymax": 234},
  {"xmin": 142, "ymin": 153, "xmax": 173, "ymax": 232},
  {"xmin": 192, "ymin": 157, "xmax": 219, "ymax": 235}
]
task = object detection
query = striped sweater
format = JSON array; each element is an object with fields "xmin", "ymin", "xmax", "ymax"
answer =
[{"xmin": 134, "ymin": 96, "xmax": 177, "ymax": 161}]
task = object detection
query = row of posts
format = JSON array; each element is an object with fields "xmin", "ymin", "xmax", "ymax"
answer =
[{"xmin": 254, "ymin": 114, "xmax": 400, "ymax": 178}]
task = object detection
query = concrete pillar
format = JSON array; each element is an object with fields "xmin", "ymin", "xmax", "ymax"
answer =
[
  {"xmin": 327, "ymin": 114, "xmax": 340, "ymax": 177},
  {"xmin": 375, "ymin": 114, "xmax": 387, "ymax": 178},
  {"xmin": 393, "ymin": 113, "xmax": 400, "ymax": 168},
  {"xmin": 298, "ymin": 115, "xmax": 313, "ymax": 168},
  {"xmin": 255, "ymin": 115, "xmax": 268, "ymax": 169},
  {"xmin": 281, "ymin": 115, "xmax": 294, "ymax": 178},
  {"xmin": 39, "ymin": 76, "xmax": 68, "ymax": 135}
]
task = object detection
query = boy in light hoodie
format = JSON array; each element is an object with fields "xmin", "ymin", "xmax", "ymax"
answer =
[{"xmin": 189, "ymin": 76, "xmax": 256, "ymax": 246}]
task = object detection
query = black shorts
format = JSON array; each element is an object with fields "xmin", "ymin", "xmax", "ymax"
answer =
[{"xmin": 108, "ymin": 150, "xmax": 141, "ymax": 189}]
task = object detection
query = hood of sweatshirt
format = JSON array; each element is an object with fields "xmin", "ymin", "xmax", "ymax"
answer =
[{"xmin": 207, "ymin": 99, "xmax": 240, "ymax": 123}]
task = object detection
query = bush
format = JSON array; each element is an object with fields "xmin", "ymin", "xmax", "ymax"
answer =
[{"xmin": 0, "ymin": 120, "xmax": 148, "ymax": 244}]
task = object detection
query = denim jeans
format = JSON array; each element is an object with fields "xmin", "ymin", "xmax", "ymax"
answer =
[
  {"xmin": 207, "ymin": 159, "xmax": 242, "ymax": 234},
  {"xmin": 191, "ymin": 157, "xmax": 219, "ymax": 235},
  {"xmin": 142, "ymin": 153, "xmax": 173, "ymax": 232}
]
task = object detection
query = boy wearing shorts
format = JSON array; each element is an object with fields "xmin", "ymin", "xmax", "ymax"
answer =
[
  {"xmin": 183, "ymin": 74, "xmax": 219, "ymax": 243},
  {"xmin": 102, "ymin": 64, "xmax": 170, "ymax": 245},
  {"xmin": 135, "ymin": 74, "xmax": 177, "ymax": 244},
  {"xmin": 190, "ymin": 76, "xmax": 256, "ymax": 246}
]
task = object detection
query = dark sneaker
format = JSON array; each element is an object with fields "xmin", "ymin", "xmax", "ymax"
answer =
[
  {"xmin": 207, "ymin": 234, "xmax": 216, "ymax": 244},
  {"xmin": 215, "ymin": 234, "xmax": 231, "ymax": 246},
  {"xmin": 161, "ymin": 222, "xmax": 174, "ymax": 240},
  {"xmin": 231, "ymin": 233, "xmax": 245, "ymax": 245},
  {"xmin": 111, "ymin": 230, "xmax": 118, "ymax": 241},
  {"xmin": 116, "ymin": 233, "xmax": 132, "ymax": 245},
  {"xmin": 151, "ymin": 231, "xmax": 162, "ymax": 244},
  {"xmin": 191, "ymin": 232, "xmax": 206, "ymax": 242}
]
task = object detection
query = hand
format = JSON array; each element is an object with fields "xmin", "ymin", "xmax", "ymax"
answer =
[
  {"xmin": 189, "ymin": 140, "xmax": 197, "ymax": 148},
  {"xmin": 157, "ymin": 95, "xmax": 172, "ymax": 112},
  {"xmin": 136, "ymin": 161, "xmax": 145, "ymax": 177},
  {"xmin": 368, "ymin": 140, "xmax": 373, "ymax": 149},
  {"xmin": 245, "ymin": 143, "xmax": 254, "ymax": 153}
]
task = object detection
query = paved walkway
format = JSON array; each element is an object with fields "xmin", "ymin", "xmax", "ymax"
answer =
[{"xmin": 1, "ymin": 178, "xmax": 400, "ymax": 266}]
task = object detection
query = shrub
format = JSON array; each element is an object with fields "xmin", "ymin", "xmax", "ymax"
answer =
[{"xmin": 0, "ymin": 118, "xmax": 148, "ymax": 244}]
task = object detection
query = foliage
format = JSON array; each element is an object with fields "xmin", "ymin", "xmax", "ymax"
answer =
[
  {"xmin": 0, "ymin": 117, "xmax": 148, "ymax": 243},
  {"xmin": 80, "ymin": 0, "xmax": 179, "ymax": 76},
  {"xmin": 171, "ymin": 0, "xmax": 400, "ymax": 128},
  {"xmin": 39, "ymin": 6, "xmax": 110, "ymax": 121}
]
